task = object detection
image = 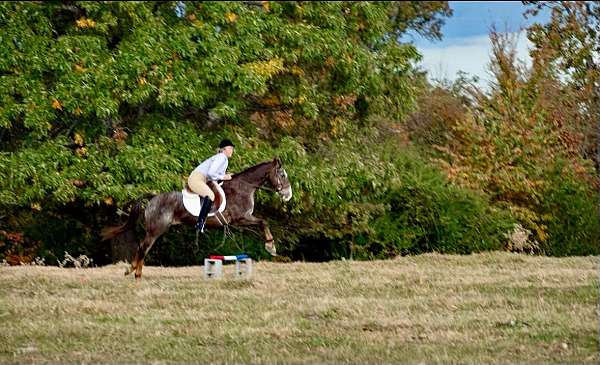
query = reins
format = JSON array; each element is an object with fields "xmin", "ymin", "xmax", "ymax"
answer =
[
  {"xmin": 232, "ymin": 167, "xmax": 287, "ymax": 194},
  {"xmin": 234, "ymin": 176, "xmax": 279, "ymax": 193}
]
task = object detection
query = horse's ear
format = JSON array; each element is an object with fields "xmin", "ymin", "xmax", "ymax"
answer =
[{"xmin": 273, "ymin": 157, "xmax": 281, "ymax": 167}]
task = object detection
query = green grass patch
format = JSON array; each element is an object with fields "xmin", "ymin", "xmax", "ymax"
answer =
[{"xmin": 0, "ymin": 252, "xmax": 598, "ymax": 364}]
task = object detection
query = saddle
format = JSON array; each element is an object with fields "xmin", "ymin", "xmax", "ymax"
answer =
[{"xmin": 181, "ymin": 181, "xmax": 226, "ymax": 217}]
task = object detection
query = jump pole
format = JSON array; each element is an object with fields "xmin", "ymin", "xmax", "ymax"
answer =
[{"xmin": 204, "ymin": 254, "xmax": 252, "ymax": 279}]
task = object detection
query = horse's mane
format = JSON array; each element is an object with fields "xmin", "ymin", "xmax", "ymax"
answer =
[{"xmin": 232, "ymin": 161, "xmax": 272, "ymax": 178}]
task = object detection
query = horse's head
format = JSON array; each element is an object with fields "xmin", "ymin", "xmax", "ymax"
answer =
[{"xmin": 268, "ymin": 158, "xmax": 292, "ymax": 201}]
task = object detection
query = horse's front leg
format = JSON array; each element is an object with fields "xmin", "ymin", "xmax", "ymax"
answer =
[{"xmin": 238, "ymin": 215, "xmax": 277, "ymax": 256}]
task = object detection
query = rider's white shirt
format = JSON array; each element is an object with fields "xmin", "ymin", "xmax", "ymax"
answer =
[{"xmin": 193, "ymin": 152, "xmax": 228, "ymax": 181}]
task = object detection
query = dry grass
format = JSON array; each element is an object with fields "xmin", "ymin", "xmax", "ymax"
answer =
[{"xmin": 0, "ymin": 252, "xmax": 598, "ymax": 364}]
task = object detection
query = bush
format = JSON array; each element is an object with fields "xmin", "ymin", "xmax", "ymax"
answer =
[
  {"xmin": 1, "ymin": 204, "xmax": 115, "ymax": 266},
  {"xmin": 539, "ymin": 162, "xmax": 600, "ymax": 256},
  {"xmin": 366, "ymin": 151, "xmax": 515, "ymax": 257}
]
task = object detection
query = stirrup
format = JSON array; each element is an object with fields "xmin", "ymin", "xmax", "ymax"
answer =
[{"xmin": 195, "ymin": 218, "xmax": 206, "ymax": 232}]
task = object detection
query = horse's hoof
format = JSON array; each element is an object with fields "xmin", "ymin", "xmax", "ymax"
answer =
[{"xmin": 265, "ymin": 245, "xmax": 277, "ymax": 256}]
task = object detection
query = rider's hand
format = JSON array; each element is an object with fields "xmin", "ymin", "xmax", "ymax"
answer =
[{"xmin": 223, "ymin": 174, "xmax": 232, "ymax": 180}]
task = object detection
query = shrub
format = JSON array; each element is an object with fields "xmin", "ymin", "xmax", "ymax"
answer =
[
  {"xmin": 367, "ymin": 151, "xmax": 515, "ymax": 257},
  {"xmin": 539, "ymin": 162, "xmax": 600, "ymax": 256}
]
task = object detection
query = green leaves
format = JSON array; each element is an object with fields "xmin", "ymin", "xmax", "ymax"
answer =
[
  {"xmin": 0, "ymin": 1, "xmax": 459, "ymax": 263},
  {"xmin": 0, "ymin": 1, "xmax": 443, "ymax": 145}
]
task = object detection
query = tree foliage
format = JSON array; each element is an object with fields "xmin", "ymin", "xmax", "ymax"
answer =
[
  {"xmin": 416, "ymin": 30, "xmax": 599, "ymax": 255},
  {"xmin": 0, "ymin": 1, "xmax": 458, "ymax": 264},
  {"xmin": 524, "ymin": 1, "xmax": 600, "ymax": 167},
  {"xmin": 1, "ymin": 1, "xmax": 597, "ymax": 264}
]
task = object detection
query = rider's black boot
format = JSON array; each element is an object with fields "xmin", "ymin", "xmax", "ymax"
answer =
[{"xmin": 195, "ymin": 198, "xmax": 213, "ymax": 232}]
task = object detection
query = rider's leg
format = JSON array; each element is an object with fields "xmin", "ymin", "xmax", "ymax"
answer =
[
  {"xmin": 196, "ymin": 197, "xmax": 214, "ymax": 232},
  {"xmin": 188, "ymin": 171, "xmax": 212, "ymax": 195},
  {"xmin": 188, "ymin": 172, "xmax": 216, "ymax": 232}
]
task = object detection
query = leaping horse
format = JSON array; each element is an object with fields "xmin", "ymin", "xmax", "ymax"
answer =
[{"xmin": 101, "ymin": 158, "xmax": 292, "ymax": 279}]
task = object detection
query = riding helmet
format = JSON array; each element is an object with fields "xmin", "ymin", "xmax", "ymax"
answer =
[{"xmin": 219, "ymin": 139, "xmax": 235, "ymax": 148}]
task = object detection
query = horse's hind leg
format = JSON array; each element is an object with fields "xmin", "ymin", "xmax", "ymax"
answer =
[
  {"xmin": 132, "ymin": 233, "xmax": 159, "ymax": 280},
  {"xmin": 125, "ymin": 231, "xmax": 161, "ymax": 280},
  {"xmin": 123, "ymin": 192, "xmax": 179, "ymax": 279},
  {"xmin": 125, "ymin": 236, "xmax": 148, "ymax": 277},
  {"xmin": 125, "ymin": 236, "xmax": 146, "ymax": 277},
  {"xmin": 127, "ymin": 224, "xmax": 169, "ymax": 280}
]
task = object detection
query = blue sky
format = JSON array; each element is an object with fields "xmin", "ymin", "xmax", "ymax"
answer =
[{"xmin": 404, "ymin": 1, "xmax": 551, "ymax": 86}]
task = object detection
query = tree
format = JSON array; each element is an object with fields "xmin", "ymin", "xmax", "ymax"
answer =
[
  {"xmin": 0, "ymin": 1, "xmax": 453, "ymax": 264},
  {"xmin": 427, "ymin": 29, "xmax": 600, "ymax": 255},
  {"xmin": 524, "ymin": 1, "xmax": 600, "ymax": 169}
]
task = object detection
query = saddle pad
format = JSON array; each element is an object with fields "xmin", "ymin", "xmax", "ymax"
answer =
[{"xmin": 182, "ymin": 183, "xmax": 226, "ymax": 217}]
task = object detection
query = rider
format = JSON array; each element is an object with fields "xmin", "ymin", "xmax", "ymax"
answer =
[{"xmin": 188, "ymin": 139, "xmax": 234, "ymax": 232}]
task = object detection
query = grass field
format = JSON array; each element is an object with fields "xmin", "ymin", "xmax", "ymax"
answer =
[{"xmin": 0, "ymin": 252, "xmax": 598, "ymax": 364}]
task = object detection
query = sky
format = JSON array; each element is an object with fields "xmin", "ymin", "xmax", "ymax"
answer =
[{"xmin": 404, "ymin": 1, "xmax": 552, "ymax": 87}]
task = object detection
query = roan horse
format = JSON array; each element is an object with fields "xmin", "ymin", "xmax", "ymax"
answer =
[{"xmin": 101, "ymin": 158, "xmax": 292, "ymax": 279}]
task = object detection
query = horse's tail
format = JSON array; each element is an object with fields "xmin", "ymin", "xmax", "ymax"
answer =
[{"xmin": 100, "ymin": 194, "xmax": 155, "ymax": 241}]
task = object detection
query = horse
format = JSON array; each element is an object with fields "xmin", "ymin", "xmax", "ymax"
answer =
[{"xmin": 101, "ymin": 158, "xmax": 292, "ymax": 279}]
